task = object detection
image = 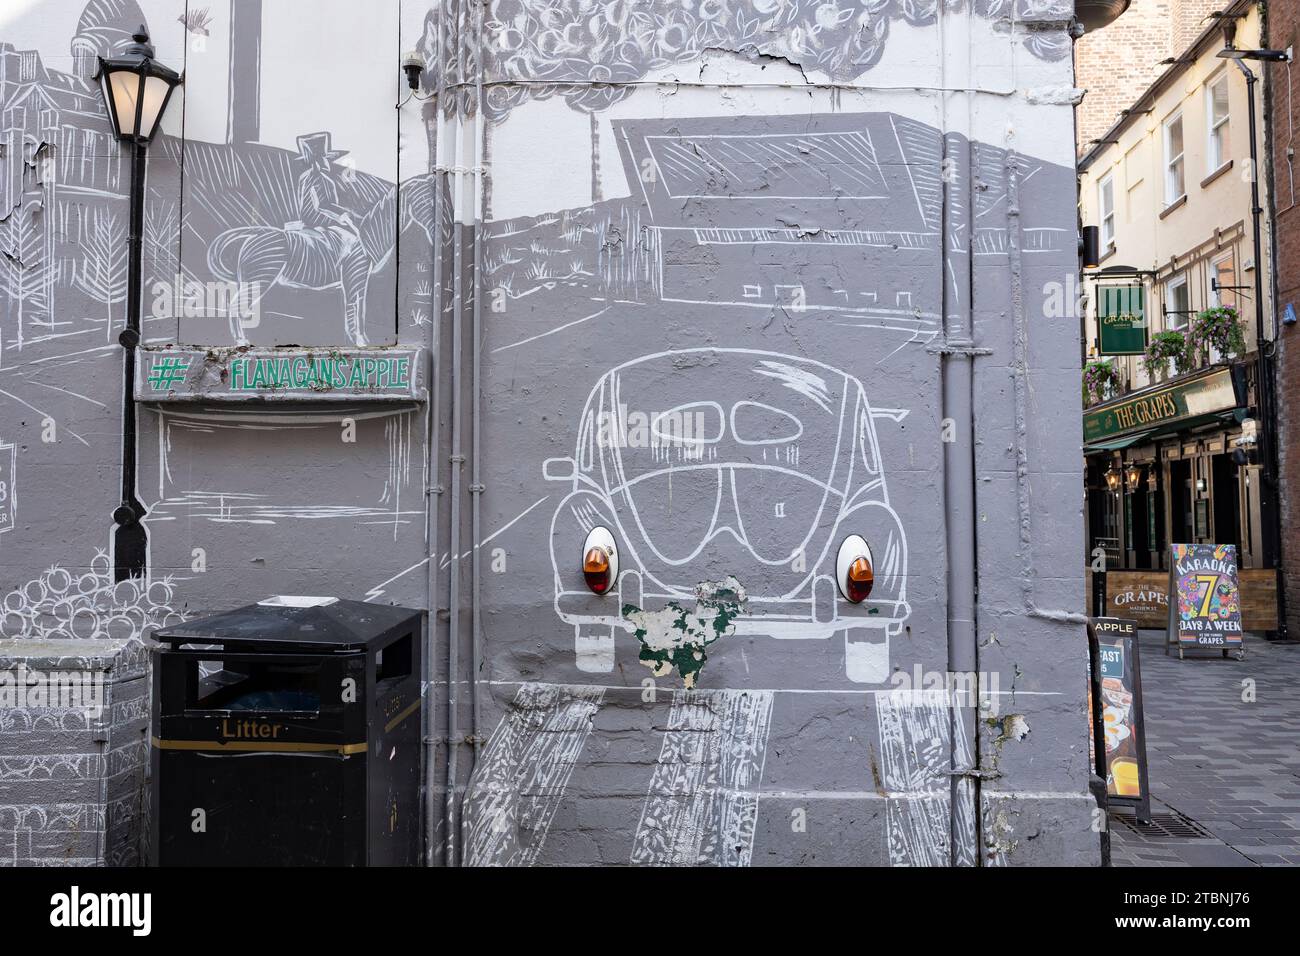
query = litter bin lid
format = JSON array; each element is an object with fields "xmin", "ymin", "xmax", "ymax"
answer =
[{"xmin": 151, "ymin": 597, "xmax": 421, "ymax": 650}]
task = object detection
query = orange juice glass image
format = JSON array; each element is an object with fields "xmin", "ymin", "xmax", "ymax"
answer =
[{"xmin": 1111, "ymin": 757, "xmax": 1141, "ymax": 797}]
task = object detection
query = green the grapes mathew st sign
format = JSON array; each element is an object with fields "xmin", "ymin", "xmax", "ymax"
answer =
[
  {"xmin": 1097, "ymin": 285, "xmax": 1147, "ymax": 356},
  {"xmin": 1083, "ymin": 367, "xmax": 1239, "ymax": 443}
]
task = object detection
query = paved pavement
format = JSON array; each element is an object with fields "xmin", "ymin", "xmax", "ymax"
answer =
[{"xmin": 1109, "ymin": 630, "xmax": 1300, "ymax": 866}]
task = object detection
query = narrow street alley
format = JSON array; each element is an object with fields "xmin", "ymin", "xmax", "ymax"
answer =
[{"xmin": 1110, "ymin": 632, "xmax": 1300, "ymax": 866}]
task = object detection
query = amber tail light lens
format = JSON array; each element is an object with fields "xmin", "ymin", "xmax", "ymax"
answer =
[
  {"xmin": 836, "ymin": 534, "xmax": 874, "ymax": 604},
  {"xmin": 581, "ymin": 526, "xmax": 619, "ymax": 595},
  {"xmin": 845, "ymin": 556, "xmax": 874, "ymax": 603},
  {"xmin": 583, "ymin": 547, "xmax": 612, "ymax": 594}
]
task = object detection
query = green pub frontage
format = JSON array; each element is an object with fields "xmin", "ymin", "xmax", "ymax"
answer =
[{"xmin": 1083, "ymin": 363, "xmax": 1280, "ymax": 633}]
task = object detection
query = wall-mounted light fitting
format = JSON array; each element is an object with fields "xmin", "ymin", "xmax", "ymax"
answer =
[
  {"xmin": 581, "ymin": 526, "xmax": 618, "ymax": 595},
  {"xmin": 835, "ymin": 535, "xmax": 875, "ymax": 604},
  {"xmin": 1080, "ymin": 225, "xmax": 1101, "ymax": 269},
  {"xmin": 402, "ymin": 50, "xmax": 425, "ymax": 91}
]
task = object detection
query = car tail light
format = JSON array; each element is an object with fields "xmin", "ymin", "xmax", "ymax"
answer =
[
  {"xmin": 582, "ymin": 526, "xmax": 619, "ymax": 595},
  {"xmin": 836, "ymin": 534, "xmax": 874, "ymax": 603}
]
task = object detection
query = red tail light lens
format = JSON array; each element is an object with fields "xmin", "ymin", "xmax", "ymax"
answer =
[
  {"xmin": 845, "ymin": 556, "xmax": 874, "ymax": 603},
  {"xmin": 583, "ymin": 547, "xmax": 612, "ymax": 594}
]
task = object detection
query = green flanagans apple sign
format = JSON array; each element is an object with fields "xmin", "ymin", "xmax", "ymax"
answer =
[{"xmin": 135, "ymin": 348, "xmax": 425, "ymax": 402}]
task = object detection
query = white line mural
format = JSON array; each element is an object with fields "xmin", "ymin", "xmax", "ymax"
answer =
[
  {"xmin": 631, "ymin": 688, "xmax": 775, "ymax": 866},
  {"xmin": 875, "ymin": 689, "xmax": 977, "ymax": 866},
  {"xmin": 545, "ymin": 348, "xmax": 910, "ymax": 683},
  {"xmin": 0, "ymin": 0, "xmax": 1088, "ymax": 866},
  {"xmin": 0, "ymin": 552, "xmax": 185, "ymax": 641},
  {"xmin": 203, "ymin": 133, "xmax": 407, "ymax": 347},
  {"xmin": 463, "ymin": 682, "xmax": 605, "ymax": 867}
]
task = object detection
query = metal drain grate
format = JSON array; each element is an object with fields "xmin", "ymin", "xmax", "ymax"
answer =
[{"xmin": 1110, "ymin": 810, "xmax": 1214, "ymax": 840}]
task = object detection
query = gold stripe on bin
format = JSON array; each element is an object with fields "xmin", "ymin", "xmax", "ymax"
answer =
[
  {"xmin": 383, "ymin": 699, "xmax": 421, "ymax": 734},
  {"xmin": 151, "ymin": 737, "xmax": 368, "ymax": 755}
]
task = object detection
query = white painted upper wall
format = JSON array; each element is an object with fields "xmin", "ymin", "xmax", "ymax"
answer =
[{"xmin": 1078, "ymin": 4, "xmax": 1271, "ymax": 382}]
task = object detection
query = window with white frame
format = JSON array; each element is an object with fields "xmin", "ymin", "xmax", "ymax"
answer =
[
  {"xmin": 1164, "ymin": 112, "xmax": 1185, "ymax": 206},
  {"xmin": 1098, "ymin": 173, "xmax": 1115, "ymax": 247},
  {"xmin": 1212, "ymin": 252, "xmax": 1237, "ymax": 310},
  {"xmin": 1209, "ymin": 252, "xmax": 1238, "ymax": 363},
  {"xmin": 1206, "ymin": 74, "xmax": 1230, "ymax": 172},
  {"xmin": 1165, "ymin": 274, "xmax": 1191, "ymax": 330}
]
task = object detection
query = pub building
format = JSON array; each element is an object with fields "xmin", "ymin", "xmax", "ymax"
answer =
[
  {"xmin": 1079, "ymin": 279, "xmax": 1279, "ymax": 630},
  {"xmin": 1083, "ymin": 360, "xmax": 1264, "ymax": 577},
  {"xmin": 1076, "ymin": 0, "xmax": 1281, "ymax": 632}
]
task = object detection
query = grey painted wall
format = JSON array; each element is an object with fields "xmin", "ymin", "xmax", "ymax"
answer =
[{"xmin": 0, "ymin": 1, "xmax": 1096, "ymax": 865}]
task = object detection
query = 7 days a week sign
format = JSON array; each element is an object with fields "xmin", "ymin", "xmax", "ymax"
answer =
[
  {"xmin": 136, "ymin": 348, "xmax": 425, "ymax": 403},
  {"xmin": 1167, "ymin": 543, "xmax": 1243, "ymax": 656}
]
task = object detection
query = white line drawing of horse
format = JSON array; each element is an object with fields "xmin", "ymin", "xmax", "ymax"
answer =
[{"xmin": 205, "ymin": 134, "xmax": 434, "ymax": 346}]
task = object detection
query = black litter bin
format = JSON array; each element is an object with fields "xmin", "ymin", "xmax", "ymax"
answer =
[{"xmin": 150, "ymin": 596, "xmax": 424, "ymax": 866}]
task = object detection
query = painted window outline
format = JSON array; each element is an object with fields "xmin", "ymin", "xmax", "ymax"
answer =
[{"xmin": 1163, "ymin": 110, "xmax": 1186, "ymax": 207}]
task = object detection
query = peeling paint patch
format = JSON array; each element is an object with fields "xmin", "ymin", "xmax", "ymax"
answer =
[
  {"xmin": 622, "ymin": 576, "xmax": 745, "ymax": 689},
  {"xmin": 1024, "ymin": 85, "xmax": 1085, "ymax": 106},
  {"xmin": 987, "ymin": 713, "xmax": 1031, "ymax": 746}
]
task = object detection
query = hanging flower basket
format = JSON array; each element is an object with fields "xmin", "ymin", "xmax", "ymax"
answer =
[
  {"xmin": 1083, "ymin": 360, "xmax": 1121, "ymax": 405},
  {"xmin": 1142, "ymin": 330, "xmax": 1191, "ymax": 381},
  {"xmin": 1188, "ymin": 305, "xmax": 1246, "ymax": 362}
]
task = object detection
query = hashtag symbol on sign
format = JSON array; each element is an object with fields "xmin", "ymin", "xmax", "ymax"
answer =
[{"xmin": 147, "ymin": 356, "xmax": 190, "ymax": 390}]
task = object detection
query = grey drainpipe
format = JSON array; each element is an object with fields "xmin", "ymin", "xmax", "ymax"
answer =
[
  {"xmin": 940, "ymin": 141, "xmax": 980, "ymax": 867},
  {"xmin": 936, "ymin": 5, "xmax": 981, "ymax": 868},
  {"xmin": 444, "ymin": 0, "xmax": 465, "ymax": 866},
  {"xmin": 460, "ymin": 0, "xmax": 488, "ymax": 866},
  {"xmin": 423, "ymin": 2, "xmax": 447, "ymax": 869}
]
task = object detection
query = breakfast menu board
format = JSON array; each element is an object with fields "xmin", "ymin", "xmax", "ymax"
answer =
[
  {"xmin": 1168, "ymin": 543, "xmax": 1244, "ymax": 656},
  {"xmin": 1087, "ymin": 617, "xmax": 1151, "ymax": 822}
]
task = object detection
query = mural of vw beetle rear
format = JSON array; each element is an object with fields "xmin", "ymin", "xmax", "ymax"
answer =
[{"xmin": 545, "ymin": 347, "xmax": 909, "ymax": 682}]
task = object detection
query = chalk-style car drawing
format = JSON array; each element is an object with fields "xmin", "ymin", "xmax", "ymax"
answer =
[{"xmin": 544, "ymin": 348, "xmax": 910, "ymax": 682}]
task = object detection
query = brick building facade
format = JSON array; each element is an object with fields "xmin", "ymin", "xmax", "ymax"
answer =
[
  {"xmin": 1076, "ymin": 0, "xmax": 1225, "ymax": 154},
  {"xmin": 1268, "ymin": 0, "xmax": 1300, "ymax": 638}
]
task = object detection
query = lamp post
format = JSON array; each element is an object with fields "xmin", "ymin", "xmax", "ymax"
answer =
[
  {"xmin": 1216, "ymin": 42, "xmax": 1290, "ymax": 639},
  {"xmin": 95, "ymin": 27, "xmax": 183, "ymax": 582}
]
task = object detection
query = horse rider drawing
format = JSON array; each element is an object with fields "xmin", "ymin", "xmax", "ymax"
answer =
[{"xmin": 207, "ymin": 132, "xmax": 396, "ymax": 346}]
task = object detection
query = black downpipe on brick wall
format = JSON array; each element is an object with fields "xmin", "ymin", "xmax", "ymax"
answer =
[
  {"xmin": 1237, "ymin": 60, "xmax": 1288, "ymax": 638},
  {"xmin": 113, "ymin": 140, "xmax": 148, "ymax": 582}
]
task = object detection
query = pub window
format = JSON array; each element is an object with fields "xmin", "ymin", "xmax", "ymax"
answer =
[
  {"xmin": 1211, "ymin": 252, "xmax": 1236, "ymax": 310},
  {"xmin": 1098, "ymin": 173, "xmax": 1116, "ymax": 248},
  {"xmin": 1164, "ymin": 111, "xmax": 1185, "ymax": 206},
  {"xmin": 1209, "ymin": 252, "xmax": 1237, "ymax": 363},
  {"xmin": 1205, "ymin": 73, "xmax": 1230, "ymax": 173},
  {"xmin": 1164, "ymin": 274, "xmax": 1191, "ymax": 331}
]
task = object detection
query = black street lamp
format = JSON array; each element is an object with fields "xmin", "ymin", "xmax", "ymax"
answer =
[{"xmin": 95, "ymin": 27, "xmax": 183, "ymax": 581}]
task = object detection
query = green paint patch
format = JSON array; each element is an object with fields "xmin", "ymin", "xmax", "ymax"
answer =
[{"xmin": 622, "ymin": 576, "xmax": 746, "ymax": 689}]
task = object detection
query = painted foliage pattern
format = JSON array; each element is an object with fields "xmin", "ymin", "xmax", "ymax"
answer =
[{"xmin": 0, "ymin": 1, "xmax": 1091, "ymax": 866}]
